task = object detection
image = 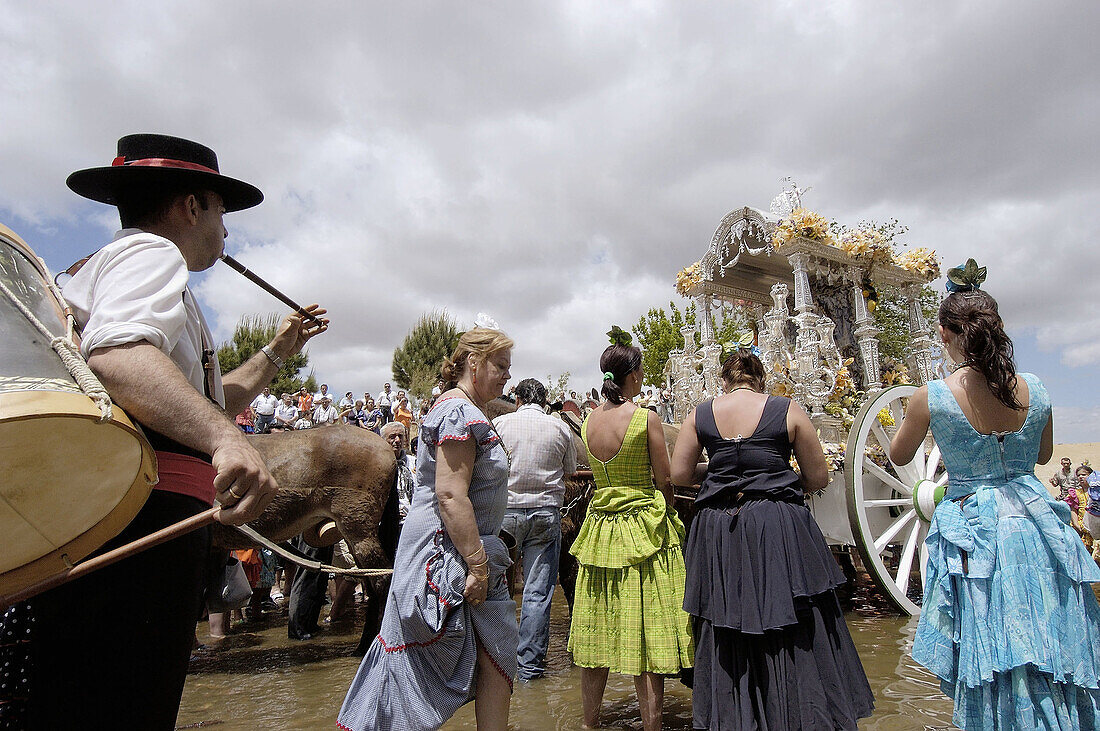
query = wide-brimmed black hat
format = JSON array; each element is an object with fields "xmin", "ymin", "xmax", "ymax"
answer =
[{"xmin": 67, "ymin": 133, "xmax": 263, "ymax": 212}]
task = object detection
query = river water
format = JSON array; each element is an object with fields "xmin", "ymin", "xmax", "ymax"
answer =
[{"xmin": 180, "ymin": 587, "xmax": 959, "ymax": 730}]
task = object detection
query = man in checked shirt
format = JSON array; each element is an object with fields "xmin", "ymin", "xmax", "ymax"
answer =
[{"xmin": 494, "ymin": 378, "xmax": 578, "ymax": 680}]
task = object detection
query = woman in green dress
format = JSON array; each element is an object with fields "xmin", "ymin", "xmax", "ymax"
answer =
[{"xmin": 568, "ymin": 328, "xmax": 693, "ymax": 731}]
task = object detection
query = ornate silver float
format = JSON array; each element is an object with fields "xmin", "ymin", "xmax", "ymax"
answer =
[{"xmin": 669, "ymin": 195, "xmax": 945, "ymax": 615}]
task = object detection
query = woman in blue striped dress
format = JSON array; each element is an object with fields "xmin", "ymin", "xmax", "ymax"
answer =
[{"xmin": 338, "ymin": 328, "xmax": 517, "ymax": 731}]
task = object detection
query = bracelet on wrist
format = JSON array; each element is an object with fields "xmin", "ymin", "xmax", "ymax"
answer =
[
  {"xmin": 465, "ymin": 544, "xmax": 486, "ymax": 561},
  {"xmin": 261, "ymin": 345, "xmax": 284, "ymax": 370}
]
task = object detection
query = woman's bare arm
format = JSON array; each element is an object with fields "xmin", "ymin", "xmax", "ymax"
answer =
[
  {"xmin": 890, "ymin": 385, "xmax": 930, "ymax": 466},
  {"xmin": 647, "ymin": 410, "xmax": 674, "ymax": 506},
  {"xmin": 670, "ymin": 409, "xmax": 704, "ymax": 487},
  {"xmin": 787, "ymin": 401, "xmax": 829, "ymax": 492}
]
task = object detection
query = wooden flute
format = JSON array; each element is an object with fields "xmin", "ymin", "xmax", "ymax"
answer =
[{"xmin": 220, "ymin": 254, "xmax": 323, "ymax": 324}]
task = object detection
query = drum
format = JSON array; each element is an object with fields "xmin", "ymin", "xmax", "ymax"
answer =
[{"xmin": 0, "ymin": 222, "xmax": 157, "ymax": 597}]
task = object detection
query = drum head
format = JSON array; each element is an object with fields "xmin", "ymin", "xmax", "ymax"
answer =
[{"xmin": 0, "ymin": 391, "xmax": 157, "ymax": 596}]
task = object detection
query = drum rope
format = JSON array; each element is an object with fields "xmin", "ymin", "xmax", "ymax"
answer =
[
  {"xmin": 0, "ymin": 275, "xmax": 113, "ymax": 422},
  {"xmin": 231, "ymin": 521, "xmax": 394, "ymax": 578}
]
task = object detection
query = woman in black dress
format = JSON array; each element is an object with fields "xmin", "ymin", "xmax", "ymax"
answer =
[{"xmin": 670, "ymin": 351, "xmax": 873, "ymax": 730}]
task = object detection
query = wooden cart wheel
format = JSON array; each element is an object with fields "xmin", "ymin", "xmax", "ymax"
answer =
[{"xmin": 845, "ymin": 385, "xmax": 948, "ymax": 616}]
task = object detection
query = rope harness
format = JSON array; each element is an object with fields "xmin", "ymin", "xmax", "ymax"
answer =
[{"xmin": 231, "ymin": 522, "xmax": 394, "ymax": 578}]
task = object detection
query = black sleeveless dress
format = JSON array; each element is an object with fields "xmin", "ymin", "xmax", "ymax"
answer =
[{"xmin": 684, "ymin": 396, "xmax": 874, "ymax": 730}]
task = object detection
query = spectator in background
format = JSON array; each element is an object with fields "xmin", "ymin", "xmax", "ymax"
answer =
[
  {"xmin": 250, "ymin": 386, "xmax": 278, "ymax": 434},
  {"xmin": 346, "ymin": 399, "xmax": 367, "ymax": 427},
  {"xmin": 273, "ymin": 392, "xmax": 298, "ymax": 431},
  {"xmin": 339, "ymin": 391, "xmax": 355, "ymax": 410},
  {"xmin": 376, "ymin": 382, "xmax": 394, "ymax": 423},
  {"xmin": 1077, "ymin": 464, "xmax": 1094, "ymax": 550},
  {"xmin": 294, "ymin": 408, "xmax": 314, "ymax": 430},
  {"xmin": 363, "ymin": 398, "xmax": 384, "ymax": 434},
  {"xmin": 494, "ymin": 378, "xmax": 577, "ymax": 680},
  {"xmin": 297, "ymin": 387, "xmax": 313, "ymax": 415},
  {"xmin": 381, "ymin": 421, "xmax": 417, "ymax": 522},
  {"xmin": 1050, "ymin": 456, "xmax": 1076, "ymax": 500},
  {"xmin": 235, "ymin": 408, "xmax": 254, "ymax": 433},
  {"xmin": 314, "ymin": 383, "xmax": 334, "ymax": 404},
  {"xmin": 659, "ymin": 388, "xmax": 673, "ymax": 423},
  {"xmin": 393, "ymin": 396, "xmax": 413, "ymax": 431},
  {"xmin": 313, "ymin": 396, "xmax": 339, "ymax": 426}
]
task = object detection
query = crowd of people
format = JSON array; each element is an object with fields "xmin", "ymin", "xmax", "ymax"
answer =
[
  {"xmin": 1049, "ymin": 456, "xmax": 1100, "ymax": 559},
  {"xmin": 8, "ymin": 133, "xmax": 1099, "ymax": 731},
  {"xmin": 237, "ymin": 381, "xmax": 422, "ymax": 435}
]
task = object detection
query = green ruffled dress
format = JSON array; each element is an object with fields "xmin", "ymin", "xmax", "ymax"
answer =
[{"xmin": 567, "ymin": 408, "xmax": 694, "ymax": 675}]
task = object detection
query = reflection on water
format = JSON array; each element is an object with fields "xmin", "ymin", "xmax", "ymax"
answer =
[{"xmin": 180, "ymin": 595, "xmax": 959, "ymax": 730}]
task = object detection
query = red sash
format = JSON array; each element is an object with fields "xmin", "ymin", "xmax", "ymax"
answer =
[{"xmin": 153, "ymin": 451, "xmax": 217, "ymax": 506}]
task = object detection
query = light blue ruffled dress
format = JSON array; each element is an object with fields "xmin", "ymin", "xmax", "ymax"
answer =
[
  {"xmin": 913, "ymin": 374, "xmax": 1100, "ymax": 730},
  {"xmin": 337, "ymin": 398, "xmax": 518, "ymax": 731}
]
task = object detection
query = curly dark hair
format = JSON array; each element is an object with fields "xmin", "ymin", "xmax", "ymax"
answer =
[
  {"xmin": 600, "ymin": 344, "xmax": 642, "ymax": 405},
  {"xmin": 514, "ymin": 378, "xmax": 548, "ymax": 407},
  {"xmin": 938, "ymin": 290, "xmax": 1021, "ymax": 410}
]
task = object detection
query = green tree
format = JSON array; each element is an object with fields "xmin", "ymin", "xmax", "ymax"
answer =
[
  {"xmin": 633, "ymin": 301, "xmax": 695, "ymax": 386},
  {"xmin": 392, "ymin": 311, "xmax": 460, "ymax": 400},
  {"xmin": 633, "ymin": 300, "xmax": 754, "ymax": 386},
  {"xmin": 216, "ymin": 313, "xmax": 317, "ymax": 397},
  {"xmin": 544, "ymin": 372, "xmax": 571, "ymax": 403},
  {"xmin": 872, "ymin": 285, "xmax": 939, "ymax": 362}
]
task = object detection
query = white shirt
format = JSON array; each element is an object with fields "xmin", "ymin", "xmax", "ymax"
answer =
[
  {"xmin": 62, "ymin": 230, "xmax": 225, "ymax": 406},
  {"xmin": 376, "ymin": 389, "xmax": 393, "ymax": 407},
  {"xmin": 493, "ymin": 404, "xmax": 578, "ymax": 509},
  {"xmin": 294, "ymin": 417, "xmax": 312, "ymax": 429},
  {"xmin": 313, "ymin": 404, "xmax": 339, "ymax": 425},
  {"xmin": 314, "ymin": 390, "xmax": 334, "ymax": 403},
  {"xmin": 251, "ymin": 393, "xmax": 278, "ymax": 415},
  {"xmin": 274, "ymin": 403, "xmax": 299, "ymax": 424}
]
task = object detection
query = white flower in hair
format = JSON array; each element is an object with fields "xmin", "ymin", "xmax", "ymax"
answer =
[{"xmin": 475, "ymin": 312, "xmax": 500, "ymax": 330}]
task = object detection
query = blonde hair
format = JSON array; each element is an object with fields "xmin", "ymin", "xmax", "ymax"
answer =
[{"xmin": 441, "ymin": 327, "xmax": 514, "ymax": 386}]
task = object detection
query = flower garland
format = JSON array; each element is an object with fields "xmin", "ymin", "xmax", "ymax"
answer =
[
  {"xmin": 838, "ymin": 227, "xmax": 894, "ymax": 264},
  {"xmin": 771, "ymin": 207, "xmax": 834, "ymax": 251},
  {"xmin": 675, "ymin": 261, "xmax": 703, "ymax": 295},
  {"xmin": 896, "ymin": 247, "xmax": 941, "ymax": 279}
]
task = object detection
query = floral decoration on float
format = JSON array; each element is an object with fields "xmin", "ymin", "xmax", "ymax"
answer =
[
  {"xmin": 675, "ymin": 261, "xmax": 703, "ymax": 295},
  {"xmin": 771, "ymin": 207, "xmax": 835, "ymax": 250}
]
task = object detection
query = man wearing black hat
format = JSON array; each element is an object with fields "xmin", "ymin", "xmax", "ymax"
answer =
[{"xmin": 10, "ymin": 134, "xmax": 328, "ymax": 729}]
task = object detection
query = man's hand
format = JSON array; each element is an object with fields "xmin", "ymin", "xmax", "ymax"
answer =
[
  {"xmin": 211, "ymin": 437, "xmax": 279, "ymax": 525},
  {"xmin": 270, "ymin": 304, "xmax": 329, "ymax": 359}
]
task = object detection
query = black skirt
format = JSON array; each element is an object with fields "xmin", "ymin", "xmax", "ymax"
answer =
[{"xmin": 684, "ymin": 501, "xmax": 874, "ymax": 730}]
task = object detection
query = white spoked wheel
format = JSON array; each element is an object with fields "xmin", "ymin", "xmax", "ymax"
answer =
[{"xmin": 845, "ymin": 385, "xmax": 948, "ymax": 616}]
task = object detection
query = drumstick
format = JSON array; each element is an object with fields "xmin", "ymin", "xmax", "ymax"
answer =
[
  {"xmin": 220, "ymin": 254, "xmax": 323, "ymax": 325},
  {"xmin": 0, "ymin": 507, "xmax": 219, "ymax": 609}
]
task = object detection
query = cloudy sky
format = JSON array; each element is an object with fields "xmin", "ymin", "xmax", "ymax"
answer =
[{"xmin": 2, "ymin": 1, "xmax": 1098, "ymax": 443}]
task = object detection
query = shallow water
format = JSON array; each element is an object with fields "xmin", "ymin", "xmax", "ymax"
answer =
[{"xmin": 179, "ymin": 589, "xmax": 959, "ymax": 730}]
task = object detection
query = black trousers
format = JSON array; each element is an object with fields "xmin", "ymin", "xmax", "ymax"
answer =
[
  {"xmin": 287, "ymin": 537, "xmax": 333, "ymax": 639},
  {"xmin": 16, "ymin": 490, "xmax": 210, "ymax": 730}
]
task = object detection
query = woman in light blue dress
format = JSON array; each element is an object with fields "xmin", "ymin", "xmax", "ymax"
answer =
[
  {"xmin": 892, "ymin": 261, "xmax": 1100, "ymax": 730},
  {"xmin": 338, "ymin": 328, "xmax": 518, "ymax": 731}
]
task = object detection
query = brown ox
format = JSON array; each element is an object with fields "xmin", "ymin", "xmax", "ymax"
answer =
[
  {"xmin": 210, "ymin": 424, "xmax": 397, "ymax": 567},
  {"xmin": 210, "ymin": 424, "xmax": 397, "ymax": 646}
]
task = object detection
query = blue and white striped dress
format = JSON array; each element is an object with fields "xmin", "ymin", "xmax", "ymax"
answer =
[{"xmin": 338, "ymin": 397, "xmax": 517, "ymax": 731}]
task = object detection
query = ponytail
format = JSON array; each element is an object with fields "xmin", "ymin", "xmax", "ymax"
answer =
[{"xmin": 600, "ymin": 344, "xmax": 642, "ymax": 405}]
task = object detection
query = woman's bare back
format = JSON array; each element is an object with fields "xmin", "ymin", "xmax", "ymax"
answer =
[
  {"xmin": 585, "ymin": 402, "xmax": 641, "ymax": 462},
  {"xmin": 945, "ymin": 369, "xmax": 1029, "ymax": 435}
]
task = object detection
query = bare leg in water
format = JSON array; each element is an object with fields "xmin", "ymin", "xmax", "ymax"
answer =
[
  {"xmin": 581, "ymin": 666, "xmax": 609, "ymax": 728},
  {"xmin": 474, "ymin": 640, "xmax": 510, "ymax": 731},
  {"xmin": 634, "ymin": 672, "xmax": 664, "ymax": 731}
]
